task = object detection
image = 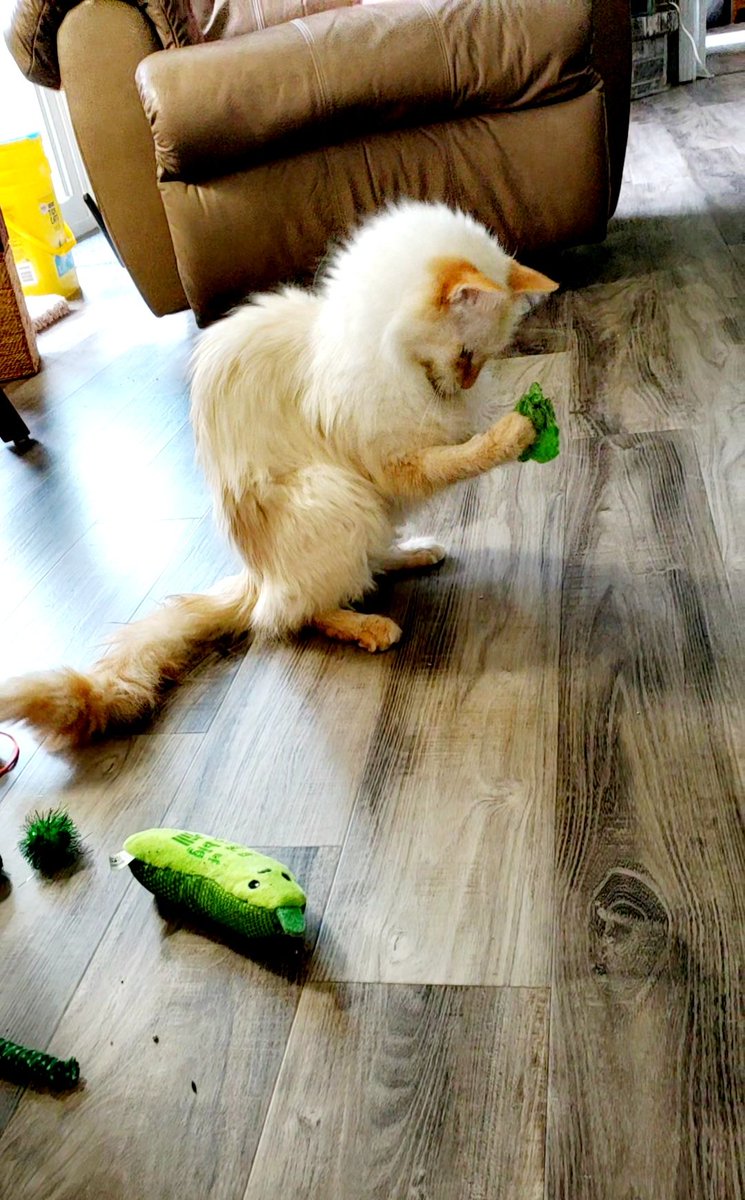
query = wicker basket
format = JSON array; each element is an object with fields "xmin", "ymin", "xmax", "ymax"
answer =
[{"xmin": 0, "ymin": 206, "xmax": 40, "ymax": 383}]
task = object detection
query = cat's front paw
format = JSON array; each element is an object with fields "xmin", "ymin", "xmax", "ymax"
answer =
[{"xmin": 487, "ymin": 411, "xmax": 536, "ymax": 462}]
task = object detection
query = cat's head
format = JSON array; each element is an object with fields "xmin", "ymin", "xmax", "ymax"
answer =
[{"xmin": 407, "ymin": 256, "xmax": 559, "ymax": 397}]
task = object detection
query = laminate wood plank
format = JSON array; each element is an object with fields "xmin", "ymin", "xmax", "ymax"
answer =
[
  {"xmin": 244, "ymin": 983, "xmax": 549, "ymax": 1200},
  {"xmin": 151, "ymin": 634, "xmax": 396, "ymax": 846},
  {"xmin": 552, "ymin": 115, "xmax": 742, "ymax": 300},
  {"xmin": 6, "ymin": 244, "xmax": 193, "ymax": 420},
  {"xmin": 660, "ymin": 93, "xmax": 745, "ymax": 245},
  {"xmin": 705, "ymin": 52, "xmax": 745, "ymax": 80},
  {"xmin": 129, "ymin": 513, "xmax": 243, "ymax": 734},
  {"xmin": 622, "ymin": 119, "xmax": 693, "ymax": 186},
  {"xmin": 1, "ymin": 515, "xmax": 197, "ymax": 676},
  {"xmin": 0, "ymin": 512, "xmax": 198, "ymax": 803},
  {"xmin": 546, "ymin": 431, "xmax": 745, "ymax": 1200},
  {"xmin": 694, "ymin": 345, "xmax": 745, "ymax": 608},
  {"xmin": 1, "ymin": 308, "xmax": 193, "ymax": 531},
  {"xmin": 631, "ymin": 86, "xmax": 695, "ymax": 126},
  {"xmin": 0, "ymin": 845, "xmax": 339, "ymax": 1200},
  {"xmin": 0, "ymin": 421, "xmax": 204, "ymax": 614},
  {"xmin": 665, "ymin": 95, "xmax": 745, "ymax": 156},
  {"xmin": 0, "ymin": 733, "xmax": 204, "ymax": 1133},
  {"xmin": 312, "ymin": 373, "xmax": 564, "ymax": 985},
  {"xmin": 561, "ymin": 270, "xmax": 737, "ymax": 437}
]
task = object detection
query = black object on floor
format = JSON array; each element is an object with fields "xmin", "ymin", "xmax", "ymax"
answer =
[
  {"xmin": 83, "ymin": 193, "xmax": 124, "ymax": 266},
  {"xmin": 0, "ymin": 387, "xmax": 32, "ymax": 450}
]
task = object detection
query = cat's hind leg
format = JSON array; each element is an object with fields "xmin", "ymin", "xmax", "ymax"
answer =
[
  {"xmin": 234, "ymin": 465, "xmax": 397, "ymax": 648},
  {"xmin": 313, "ymin": 537, "xmax": 445, "ymax": 653},
  {"xmin": 377, "ymin": 537, "xmax": 446, "ymax": 573}
]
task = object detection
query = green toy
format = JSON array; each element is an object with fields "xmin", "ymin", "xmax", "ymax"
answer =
[
  {"xmin": 0, "ymin": 1037, "xmax": 80, "ymax": 1091},
  {"xmin": 515, "ymin": 382, "xmax": 560, "ymax": 463},
  {"xmin": 115, "ymin": 828, "xmax": 307, "ymax": 938},
  {"xmin": 19, "ymin": 808, "xmax": 83, "ymax": 875}
]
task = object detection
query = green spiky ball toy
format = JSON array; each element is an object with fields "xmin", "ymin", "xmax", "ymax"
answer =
[
  {"xmin": 19, "ymin": 809, "xmax": 83, "ymax": 875},
  {"xmin": 515, "ymin": 382, "xmax": 560, "ymax": 463}
]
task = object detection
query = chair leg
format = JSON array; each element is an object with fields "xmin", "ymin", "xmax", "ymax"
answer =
[{"xmin": 0, "ymin": 387, "xmax": 31, "ymax": 448}]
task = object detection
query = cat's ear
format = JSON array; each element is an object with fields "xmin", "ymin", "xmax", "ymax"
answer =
[
  {"xmin": 438, "ymin": 261, "xmax": 506, "ymax": 311},
  {"xmin": 448, "ymin": 282, "xmax": 505, "ymax": 311},
  {"xmin": 508, "ymin": 261, "xmax": 559, "ymax": 294}
]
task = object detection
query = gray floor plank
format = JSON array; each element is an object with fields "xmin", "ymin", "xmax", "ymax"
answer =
[
  {"xmin": 244, "ymin": 983, "xmax": 549, "ymax": 1200},
  {"xmin": 312, "ymin": 446, "xmax": 563, "ymax": 987},
  {"xmin": 546, "ymin": 432, "xmax": 745, "ymax": 1200},
  {"xmin": 0, "ymin": 734, "xmax": 204, "ymax": 1132},
  {"xmin": 0, "ymin": 846, "xmax": 338, "ymax": 1200}
]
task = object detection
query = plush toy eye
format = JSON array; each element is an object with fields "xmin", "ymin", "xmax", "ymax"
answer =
[
  {"xmin": 248, "ymin": 879, "xmax": 260, "ymax": 889},
  {"xmin": 281, "ymin": 872, "xmax": 291, "ymax": 881}
]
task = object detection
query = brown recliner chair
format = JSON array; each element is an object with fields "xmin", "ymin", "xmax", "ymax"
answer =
[{"xmin": 7, "ymin": 0, "xmax": 631, "ymax": 325}]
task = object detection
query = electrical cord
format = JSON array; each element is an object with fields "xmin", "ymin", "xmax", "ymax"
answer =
[
  {"xmin": 0, "ymin": 731, "xmax": 20, "ymax": 777},
  {"xmin": 669, "ymin": 1, "xmax": 714, "ymax": 78}
]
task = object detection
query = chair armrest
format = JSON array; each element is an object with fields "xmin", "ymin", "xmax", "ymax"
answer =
[
  {"xmin": 136, "ymin": 0, "xmax": 594, "ymax": 183},
  {"xmin": 58, "ymin": 0, "xmax": 187, "ymax": 314}
]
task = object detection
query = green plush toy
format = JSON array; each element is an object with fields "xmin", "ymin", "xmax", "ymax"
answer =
[
  {"xmin": 514, "ymin": 382, "xmax": 560, "ymax": 463},
  {"xmin": 114, "ymin": 828, "xmax": 307, "ymax": 938}
]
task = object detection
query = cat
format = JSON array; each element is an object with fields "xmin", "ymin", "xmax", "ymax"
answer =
[{"xmin": 0, "ymin": 200, "xmax": 557, "ymax": 747}]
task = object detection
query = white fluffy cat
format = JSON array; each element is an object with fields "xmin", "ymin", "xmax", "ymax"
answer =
[{"xmin": 0, "ymin": 201, "xmax": 557, "ymax": 745}]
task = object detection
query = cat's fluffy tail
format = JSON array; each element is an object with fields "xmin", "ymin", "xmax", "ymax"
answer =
[{"xmin": 0, "ymin": 573, "xmax": 257, "ymax": 748}]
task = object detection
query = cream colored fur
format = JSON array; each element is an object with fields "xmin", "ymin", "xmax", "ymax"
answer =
[{"xmin": 0, "ymin": 201, "xmax": 557, "ymax": 745}]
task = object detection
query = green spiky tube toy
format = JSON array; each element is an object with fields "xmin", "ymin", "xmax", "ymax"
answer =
[
  {"xmin": 0, "ymin": 1038, "xmax": 80, "ymax": 1091},
  {"xmin": 515, "ymin": 382, "xmax": 560, "ymax": 463}
]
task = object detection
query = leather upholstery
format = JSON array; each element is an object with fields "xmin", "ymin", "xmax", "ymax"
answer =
[
  {"xmin": 57, "ymin": 0, "xmax": 187, "ymax": 313},
  {"xmin": 6, "ymin": 0, "xmax": 201, "ymax": 88},
  {"xmin": 5, "ymin": 0, "xmax": 354, "ymax": 87},
  {"xmin": 163, "ymin": 87, "xmax": 609, "ymax": 324},
  {"xmin": 194, "ymin": 0, "xmax": 358, "ymax": 42},
  {"xmin": 4, "ymin": 0, "xmax": 631, "ymax": 321},
  {"xmin": 137, "ymin": 0, "xmax": 594, "ymax": 183}
]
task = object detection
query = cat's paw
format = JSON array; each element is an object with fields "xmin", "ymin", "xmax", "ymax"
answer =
[
  {"xmin": 488, "ymin": 411, "xmax": 537, "ymax": 461},
  {"xmin": 312, "ymin": 610, "xmax": 402, "ymax": 653},
  {"xmin": 355, "ymin": 616, "xmax": 403, "ymax": 652},
  {"xmin": 382, "ymin": 539, "xmax": 446, "ymax": 572}
]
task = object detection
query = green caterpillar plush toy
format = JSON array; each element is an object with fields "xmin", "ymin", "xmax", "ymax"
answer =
[
  {"xmin": 514, "ymin": 382, "xmax": 560, "ymax": 463},
  {"xmin": 114, "ymin": 829, "xmax": 306, "ymax": 938}
]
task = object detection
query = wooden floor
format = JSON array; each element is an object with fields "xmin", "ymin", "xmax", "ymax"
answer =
[{"xmin": 0, "ymin": 78, "xmax": 743, "ymax": 1199}]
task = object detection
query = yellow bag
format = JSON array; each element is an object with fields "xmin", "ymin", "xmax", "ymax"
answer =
[{"xmin": 0, "ymin": 133, "xmax": 80, "ymax": 299}]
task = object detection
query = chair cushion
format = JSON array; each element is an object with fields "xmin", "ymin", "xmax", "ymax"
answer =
[{"xmin": 137, "ymin": 0, "xmax": 596, "ymax": 183}]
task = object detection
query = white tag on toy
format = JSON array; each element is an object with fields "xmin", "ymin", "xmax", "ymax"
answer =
[{"xmin": 109, "ymin": 851, "xmax": 134, "ymax": 871}]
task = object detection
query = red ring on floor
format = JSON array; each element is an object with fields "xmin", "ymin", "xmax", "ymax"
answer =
[{"xmin": 0, "ymin": 732, "xmax": 20, "ymax": 777}]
